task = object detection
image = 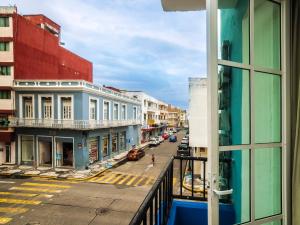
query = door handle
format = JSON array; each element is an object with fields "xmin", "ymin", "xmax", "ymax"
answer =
[{"xmin": 213, "ymin": 189, "xmax": 233, "ymax": 196}]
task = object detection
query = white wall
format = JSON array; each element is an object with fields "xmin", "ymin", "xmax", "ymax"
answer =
[{"xmin": 188, "ymin": 77, "xmax": 207, "ymax": 148}]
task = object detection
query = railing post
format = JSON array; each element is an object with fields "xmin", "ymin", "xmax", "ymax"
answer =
[
  {"xmin": 192, "ymin": 159, "xmax": 194, "ymax": 198},
  {"xmin": 203, "ymin": 160, "xmax": 206, "ymax": 199}
]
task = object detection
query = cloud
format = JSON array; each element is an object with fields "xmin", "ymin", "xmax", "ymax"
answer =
[{"xmin": 2, "ymin": 0, "xmax": 207, "ymax": 108}]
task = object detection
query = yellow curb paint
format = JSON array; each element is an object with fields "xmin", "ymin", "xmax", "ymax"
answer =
[
  {"xmin": 21, "ymin": 182, "xmax": 70, "ymax": 189},
  {"xmin": 32, "ymin": 178, "xmax": 78, "ymax": 184},
  {"xmin": 144, "ymin": 178, "xmax": 154, "ymax": 186},
  {"xmin": 126, "ymin": 176, "xmax": 139, "ymax": 186},
  {"xmin": 0, "ymin": 198, "xmax": 41, "ymax": 205},
  {"xmin": 0, "ymin": 217, "xmax": 12, "ymax": 224},
  {"xmin": 117, "ymin": 175, "xmax": 133, "ymax": 185},
  {"xmin": 10, "ymin": 187, "xmax": 62, "ymax": 193},
  {"xmin": 110, "ymin": 174, "xmax": 125, "ymax": 184},
  {"xmin": 133, "ymin": 177, "xmax": 146, "ymax": 187},
  {"xmin": 0, "ymin": 192, "xmax": 37, "ymax": 197},
  {"xmin": 0, "ymin": 207, "xmax": 28, "ymax": 214},
  {"xmin": 90, "ymin": 172, "xmax": 112, "ymax": 182},
  {"xmin": 101, "ymin": 173, "xmax": 118, "ymax": 183}
]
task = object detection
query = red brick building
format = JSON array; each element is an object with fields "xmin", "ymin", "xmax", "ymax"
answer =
[{"xmin": 0, "ymin": 6, "xmax": 93, "ymax": 164}]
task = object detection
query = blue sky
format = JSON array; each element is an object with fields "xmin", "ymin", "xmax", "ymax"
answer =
[{"xmin": 3, "ymin": 0, "xmax": 207, "ymax": 109}]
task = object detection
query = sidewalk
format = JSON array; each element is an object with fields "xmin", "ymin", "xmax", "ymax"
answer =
[{"xmin": 0, "ymin": 142, "xmax": 149, "ymax": 181}]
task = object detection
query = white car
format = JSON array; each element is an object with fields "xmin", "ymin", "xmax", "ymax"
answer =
[
  {"xmin": 149, "ymin": 137, "xmax": 159, "ymax": 147},
  {"xmin": 181, "ymin": 137, "xmax": 189, "ymax": 144},
  {"xmin": 157, "ymin": 136, "xmax": 164, "ymax": 143}
]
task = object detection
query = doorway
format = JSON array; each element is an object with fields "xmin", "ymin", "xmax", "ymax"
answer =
[
  {"xmin": 55, "ymin": 138, "xmax": 73, "ymax": 167},
  {"xmin": 38, "ymin": 136, "xmax": 53, "ymax": 167}
]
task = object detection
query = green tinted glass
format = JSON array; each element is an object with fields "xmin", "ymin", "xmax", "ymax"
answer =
[
  {"xmin": 255, "ymin": 148, "xmax": 281, "ymax": 219},
  {"xmin": 219, "ymin": 149, "xmax": 250, "ymax": 224},
  {"xmin": 218, "ymin": 0, "xmax": 250, "ymax": 64},
  {"xmin": 254, "ymin": 72, "xmax": 281, "ymax": 143},
  {"xmin": 254, "ymin": 0, "xmax": 281, "ymax": 70},
  {"xmin": 218, "ymin": 66, "xmax": 250, "ymax": 146}
]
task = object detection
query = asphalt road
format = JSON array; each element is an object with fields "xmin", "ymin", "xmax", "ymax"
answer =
[{"xmin": 0, "ymin": 131, "xmax": 185, "ymax": 225}]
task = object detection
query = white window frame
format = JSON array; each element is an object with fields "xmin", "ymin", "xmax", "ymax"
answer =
[
  {"xmin": 206, "ymin": 0, "xmax": 288, "ymax": 225},
  {"xmin": 133, "ymin": 106, "xmax": 137, "ymax": 120},
  {"xmin": 103, "ymin": 100, "xmax": 111, "ymax": 120},
  {"xmin": 121, "ymin": 104, "xmax": 127, "ymax": 120},
  {"xmin": 19, "ymin": 94, "xmax": 35, "ymax": 119},
  {"xmin": 89, "ymin": 97, "xmax": 99, "ymax": 120},
  {"xmin": 38, "ymin": 94, "xmax": 54, "ymax": 119},
  {"xmin": 57, "ymin": 95, "xmax": 74, "ymax": 120},
  {"xmin": 113, "ymin": 102, "xmax": 120, "ymax": 120}
]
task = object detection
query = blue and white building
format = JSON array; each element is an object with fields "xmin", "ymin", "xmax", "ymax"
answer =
[{"xmin": 11, "ymin": 80, "xmax": 142, "ymax": 170}]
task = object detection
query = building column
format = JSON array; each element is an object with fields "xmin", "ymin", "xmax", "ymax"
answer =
[
  {"xmin": 108, "ymin": 134, "xmax": 112, "ymax": 158},
  {"xmin": 98, "ymin": 136, "xmax": 102, "ymax": 161}
]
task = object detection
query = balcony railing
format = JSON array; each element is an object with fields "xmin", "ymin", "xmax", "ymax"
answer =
[
  {"xmin": 129, "ymin": 155, "xmax": 232, "ymax": 225},
  {"xmin": 10, "ymin": 118, "xmax": 141, "ymax": 130},
  {"xmin": 129, "ymin": 156, "xmax": 210, "ymax": 225}
]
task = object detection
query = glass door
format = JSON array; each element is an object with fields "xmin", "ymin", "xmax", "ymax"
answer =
[{"xmin": 207, "ymin": 0, "xmax": 286, "ymax": 224}]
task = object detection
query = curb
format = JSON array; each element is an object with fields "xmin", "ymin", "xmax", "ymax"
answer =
[{"xmin": 0, "ymin": 144, "xmax": 149, "ymax": 181}]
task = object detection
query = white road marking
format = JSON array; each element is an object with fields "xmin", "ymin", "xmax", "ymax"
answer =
[
  {"xmin": 144, "ymin": 164, "xmax": 153, "ymax": 172},
  {"xmin": 0, "ymin": 181, "xmax": 15, "ymax": 184}
]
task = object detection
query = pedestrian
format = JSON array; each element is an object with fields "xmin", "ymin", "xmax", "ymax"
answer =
[{"xmin": 152, "ymin": 153, "xmax": 155, "ymax": 166}]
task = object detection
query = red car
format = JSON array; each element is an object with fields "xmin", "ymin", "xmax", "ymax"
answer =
[
  {"xmin": 162, "ymin": 133, "xmax": 169, "ymax": 140},
  {"xmin": 127, "ymin": 149, "xmax": 145, "ymax": 161}
]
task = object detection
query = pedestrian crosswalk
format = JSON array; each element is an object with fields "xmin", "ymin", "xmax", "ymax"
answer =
[
  {"xmin": 0, "ymin": 178, "xmax": 76, "ymax": 224},
  {"xmin": 89, "ymin": 171, "xmax": 156, "ymax": 187}
]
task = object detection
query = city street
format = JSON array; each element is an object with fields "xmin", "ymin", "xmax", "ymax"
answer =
[{"xmin": 0, "ymin": 132, "xmax": 184, "ymax": 225}]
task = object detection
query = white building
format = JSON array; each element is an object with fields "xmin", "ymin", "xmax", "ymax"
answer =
[
  {"xmin": 188, "ymin": 77, "xmax": 207, "ymax": 156},
  {"xmin": 122, "ymin": 91, "xmax": 168, "ymax": 143}
]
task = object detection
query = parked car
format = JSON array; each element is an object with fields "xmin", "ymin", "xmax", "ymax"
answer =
[
  {"xmin": 169, "ymin": 135, "xmax": 177, "ymax": 142},
  {"xmin": 181, "ymin": 137, "xmax": 189, "ymax": 145},
  {"xmin": 127, "ymin": 149, "xmax": 145, "ymax": 161},
  {"xmin": 149, "ymin": 137, "xmax": 159, "ymax": 147},
  {"xmin": 157, "ymin": 136, "xmax": 164, "ymax": 143},
  {"xmin": 162, "ymin": 133, "xmax": 169, "ymax": 140},
  {"xmin": 177, "ymin": 143, "xmax": 190, "ymax": 156}
]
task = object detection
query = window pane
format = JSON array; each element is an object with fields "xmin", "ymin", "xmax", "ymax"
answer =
[
  {"xmin": 21, "ymin": 136, "xmax": 34, "ymax": 165},
  {"xmin": 0, "ymin": 66, "xmax": 11, "ymax": 75},
  {"xmin": 254, "ymin": 73, "xmax": 281, "ymax": 143},
  {"xmin": 0, "ymin": 17, "xmax": 9, "ymax": 27},
  {"xmin": 219, "ymin": 149, "xmax": 250, "ymax": 224},
  {"xmin": 218, "ymin": 0, "xmax": 250, "ymax": 64},
  {"xmin": 218, "ymin": 66, "xmax": 250, "ymax": 146},
  {"xmin": 254, "ymin": 0, "xmax": 281, "ymax": 70},
  {"xmin": 255, "ymin": 148, "xmax": 281, "ymax": 219},
  {"xmin": 0, "ymin": 42, "xmax": 9, "ymax": 51}
]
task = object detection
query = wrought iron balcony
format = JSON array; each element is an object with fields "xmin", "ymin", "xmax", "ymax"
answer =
[{"xmin": 10, "ymin": 118, "xmax": 141, "ymax": 130}]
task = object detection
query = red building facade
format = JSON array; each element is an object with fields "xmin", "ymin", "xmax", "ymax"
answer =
[{"xmin": 13, "ymin": 14, "xmax": 93, "ymax": 81}]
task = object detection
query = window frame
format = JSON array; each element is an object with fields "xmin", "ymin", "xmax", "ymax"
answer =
[
  {"xmin": 103, "ymin": 100, "xmax": 111, "ymax": 120},
  {"xmin": 0, "ymin": 17, "xmax": 9, "ymax": 27},
  {"xmin": 207, "ymin": 0, "xmax": 288, "ymax": 224}
]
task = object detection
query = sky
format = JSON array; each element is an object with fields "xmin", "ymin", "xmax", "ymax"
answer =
[{"xmin": 3, "ymin": 0, "xmax": 207, "ymax": 109}]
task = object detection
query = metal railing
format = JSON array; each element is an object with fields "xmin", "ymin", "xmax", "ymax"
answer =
[
  {"xmin": 10, "ymin": 118, "xmax": 141, "ymax": 130},
  {"xmin": 129, "ymin": 157, "xmax": 174, "ymax": 225},
  {"xmin": 129, "ymin": 156, "xmax": 209, "ymax": 225}
]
